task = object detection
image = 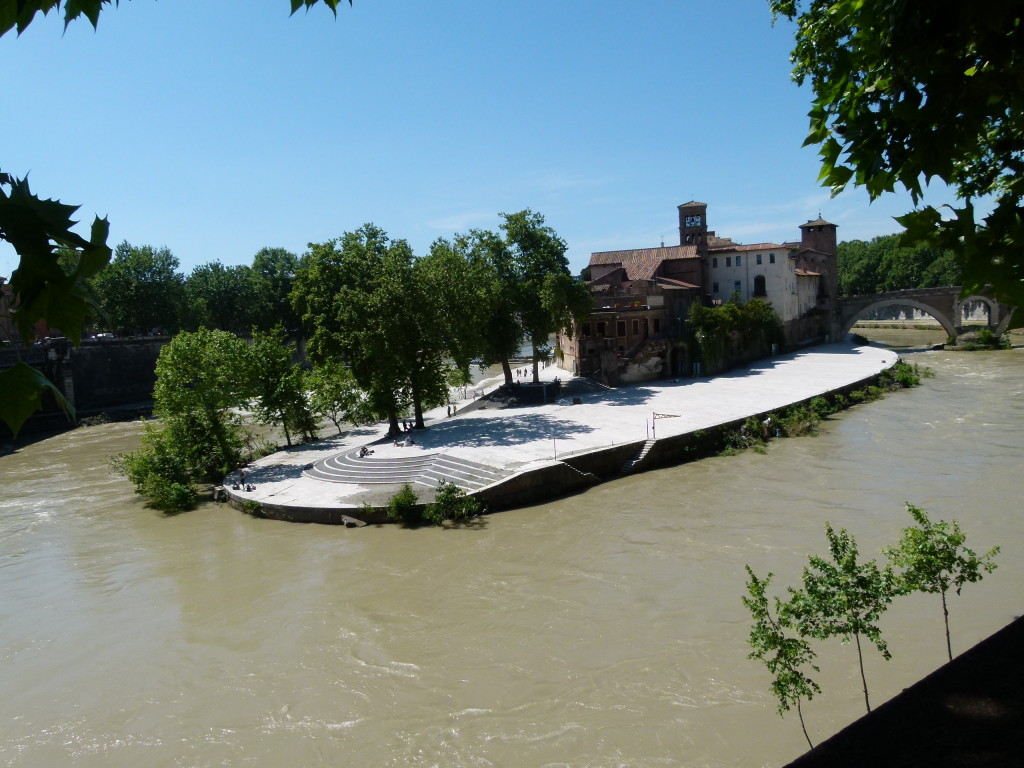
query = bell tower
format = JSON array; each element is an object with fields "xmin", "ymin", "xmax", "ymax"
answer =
[{"xmin": 678, "ymin": 201, "xmax": 708, "ymax": 251}]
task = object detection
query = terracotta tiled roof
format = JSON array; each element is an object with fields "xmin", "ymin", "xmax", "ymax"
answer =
[
  {"xmin": 589, "ymin": 245, "xmax": 698, "ymax": 281},
  {"xmin": 800, "ymin": 216, "xmax": 834, "ymax": 228},
  {"xmin": 677, "ymin": 200, "xmax": 707, "ymax": 208}
]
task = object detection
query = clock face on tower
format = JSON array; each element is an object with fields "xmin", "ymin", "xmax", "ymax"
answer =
[{"xmin": 685, "ymin": 215, "xmax": 703, "ymax": 228}]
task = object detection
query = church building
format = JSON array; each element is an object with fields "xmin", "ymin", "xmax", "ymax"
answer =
[{"xmin": 558, "ymin": 201, "xmax": 838, "ymax": 383}]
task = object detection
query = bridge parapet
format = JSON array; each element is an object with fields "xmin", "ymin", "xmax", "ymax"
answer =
[{"xmin": 837, "ymin": 286, "xmax": 1015, "ymax": 339}]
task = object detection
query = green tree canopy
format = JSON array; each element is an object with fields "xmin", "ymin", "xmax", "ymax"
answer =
[
  {"xmin": 247, "ymin": 326, "xmax": 317, "ymax": 447},
  {"xmin": 501, "ymin": 209, "xmax": 591, "ymax": 383},
  {"xmin": 91, "ymin": 241, "xmax": 185, "ymax": 335},
  {"xmin": 294, "ymin": 224, "xmax": 452, "ymax": 433},
  {"xmin": 184, "ymin": 261, "xmax": 267, "ymax": 335},
  {"xmin": 152, "ymin": 327, "xmax": 253, "ymax": 473},
  {"xmin": 251, "ymin": 247, "xmax": 300, "ymax": 332},
  {"xmin": 771, "ymin": 0, "xmax": 1024, "ymax": 306},
  {"xmin": 837, "ymin": 234, "xmax": 961, "ymax": 296}
]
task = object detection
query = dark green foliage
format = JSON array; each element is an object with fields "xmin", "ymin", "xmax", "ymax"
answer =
[
  {"xmin": 743, "ymin": 567, "xmax": 820, "ymax": 749},
  {"xmin": 1, "ymin": 1, "xmax": 348, "ymax": 37},
  {"xmin": 787, "ymin": 524, "xmax": 898, "ymax": 713},
  {"xmin": 0, "ymin": 173, "xmax": 110, "ymax": 435},
  {"xmin": 112, "ymin": 329, "xmax": 255, "ymax": 511},
  {"xmin": 248, "ymin": 326, "xmax": 317, "ymax": 448},
  {"xmin": 773, "ymin": 405, "xmax": 820, "ymax": 438},
  {"xmin": 111, "ymin": 420, "xmax": 200, "ymax": 513},
  {"xmin": 808, "ymin": 396, "xmax": 834, "ymax": 418},
  {"xmin": 386, "ymin": 483, "xmax": 420, "ymax": 526},
  {"xmin": 837, "ymin": 234, "xmax": 961, "ymax": 296},
  {"xmin": 689, "ymin": 298, "xmax": 784, "ymax": 374},
  {"xmin": 241, "ymin": 500, "xmax": 264, "ymax": 517},
  {"xmin": 251, "ymin": 247, "xmax": 300, "ymax": 332},
  {"xmin": 183, "ymin": 262, "xmax": 268, "ymax": 335},
  {"xmin": 878, "ymin": 359, "xmax": 921, "ymax": 389},
  {"xmin": 422, "ymin": 483, "xmax": 485, "ymax": 525},
  {"xmin": 885, "ymin": 503, "xmax": 999, "ymax": 661},
  {"xmin": 91, "ymin": 241, "xmax": 185, "ymax": 335},
  {"xmin": 770, "ymin": 0, "xmax": 1024, "ymax": 307}
]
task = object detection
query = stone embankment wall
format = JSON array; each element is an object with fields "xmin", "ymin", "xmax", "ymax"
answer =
[
  {"xmin": 477, "ymin": 367, "xmax": 891, "ymax": 511},
  {"xmin": 3, "ymin": 337, "xmax": 168, "ymax": 436}
]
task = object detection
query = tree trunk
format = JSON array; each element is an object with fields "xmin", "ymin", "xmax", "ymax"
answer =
[
  {"xmin": 387, "ymin": 410, "xmax": 400, "ymax": 436},
  {"xmin": 532, "ymin": 352, "xmax": 540, "ymax": 383},
  {"xmin": 501, "ymin": 358, "xmax": 513, "ymax": 387},
  {"xmin": 797, "ymin": 698, "xmax": 814, "ymax": 750},
  {"xmin": 942, "ymin": 588, "xmax": 953, "ymax": 661},
  {"xmin": 855, "ymin": 631, "xmax": 871, "ymax": 712}
]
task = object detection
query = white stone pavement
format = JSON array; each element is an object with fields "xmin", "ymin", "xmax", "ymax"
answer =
[{"xmin": 231, "ymin": 342, "xmax": 897, "ymax": 510}]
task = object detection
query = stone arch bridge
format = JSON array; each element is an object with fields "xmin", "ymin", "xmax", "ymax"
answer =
[{"xmin": 837, "ymin": 287, "xmax": 1016, "ymax": 340}]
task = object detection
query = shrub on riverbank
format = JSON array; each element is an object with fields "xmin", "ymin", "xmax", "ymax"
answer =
[
  {"xmin": 718, "ymin": 359, "xmax": 924, "ymax": 458},
  {"xmin": 423, "ymin": 483, "xmax": 486, "ymax": 525},
  {"xmin": 386, "ymin": 484, "xmax": 420, "ymax": 526}
]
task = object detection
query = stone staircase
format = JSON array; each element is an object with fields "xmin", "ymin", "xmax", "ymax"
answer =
[
  {"xmin": 620, "ymin": 439, "xmax": 656, "ymax": 474},
  {"xmin": 304, "ymin": 450, "xmax": 509, "ymax": 491}
]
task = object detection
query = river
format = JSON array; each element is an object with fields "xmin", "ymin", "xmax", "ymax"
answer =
[{"xmin": 1, "ymin": 331, "xmax": 1021, "ymax": 767}]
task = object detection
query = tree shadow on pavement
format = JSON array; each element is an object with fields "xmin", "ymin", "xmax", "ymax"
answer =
[{"xmin": 422, "ymin": 411, "xmax": 598, "ymax": 448}]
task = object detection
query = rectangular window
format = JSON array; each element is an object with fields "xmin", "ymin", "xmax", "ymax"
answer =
[
  {"xmin": 617, "ymin": 320, "xmax": 626, "ymax": 337},
  {"xmin": 769, "ymin": 253, "xmax": 776, "ymax": 264},
  {"xmin": 734, "ymin": 280, "xmax": 741, "ymax": 294},
  {"xmin": 582, "ymin": 322, "xmax": 592, "ymax": 337},
  {"xmin": 756, "ymin": 254, "xmax": 762, "ymax": 265},
  {"xmin": 726, "ymin": 256, "xmax": 732, "ymax": 267},
  {"xmin": 597, "ymin": 321, "xmax": 607, "ymax": 337},
  {"xmin": 631, "ymin": 319, "xmax": 640, "ymax": 335},
  {"xmin": 736, "ymin": 255, "xmax": 742, "ymax": 266},
  {"xmin": 653, "ymin": 318, "xmax": 661, "ymax": 333},
  {"xmin": 712, "ymin": 257, "xmax": 718, "ymax": 268},
  {"xmin": 713, "ymin": 282, "xmax": 719, "ymax": 293}
]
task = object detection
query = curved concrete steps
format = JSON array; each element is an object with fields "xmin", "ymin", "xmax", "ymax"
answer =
[{"xmin": 304, "ymin": 450, "xmax": 508, "ymax": 491}]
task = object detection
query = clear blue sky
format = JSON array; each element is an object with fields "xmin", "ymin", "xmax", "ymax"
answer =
[{"xmin": 1, "ymin": 0, "xmax": 943, "ymax": 279}]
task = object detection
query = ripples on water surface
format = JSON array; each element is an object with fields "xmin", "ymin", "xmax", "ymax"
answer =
[{"xmin": 1, "ymin": 338, "xmax": 1022, "ymax": 767}]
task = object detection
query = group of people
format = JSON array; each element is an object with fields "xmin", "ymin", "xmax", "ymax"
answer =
[{"xmin": 358, "ymin": 446, "xmax": 375, "ymax": 458}]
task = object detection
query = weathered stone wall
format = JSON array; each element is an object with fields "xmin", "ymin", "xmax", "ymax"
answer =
[
  {"xmin": 3, "ymin": 336, "xmax": 169, "ymax": 437},
  {"xmin": 70, "ymin": 337, "xmax": 167, "ymax": 409}
]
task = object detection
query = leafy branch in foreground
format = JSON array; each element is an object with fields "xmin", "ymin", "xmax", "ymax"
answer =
[
  {"xmin": 0, "ymin": 173, "xmax": 111, "ymax": 436},
  {"xmin": 743, "ymin": 566, "xmax": 820, "ymax": 749},
  {"xmin": 1, "ymin": 0, "xmax": 350, "ymax": 38},
  {"xmin": 885, "ymin": 503, "xmax": 999, "ymax": 662},
  {"xmin": 770, "ymin": 0, "xmax": 1024, "ymax": 307}
]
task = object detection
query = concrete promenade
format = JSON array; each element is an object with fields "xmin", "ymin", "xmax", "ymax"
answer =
[{"xmin": 225, "ymin": 342, "xmax": 898, "ymax": 519}]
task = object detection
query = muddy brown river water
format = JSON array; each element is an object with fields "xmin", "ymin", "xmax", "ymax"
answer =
[{"xmin": 2, "ymin": 331, "xmax": 1021, "ymax": 767}]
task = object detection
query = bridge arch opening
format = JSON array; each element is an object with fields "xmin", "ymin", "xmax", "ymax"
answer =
[
  {"xmin": 841, "ymin": 298, "xmax": 957, "ymax": 339},
  {"xmin": 960, "ymin": 296, "xmax": 996, "ymax": 327}
]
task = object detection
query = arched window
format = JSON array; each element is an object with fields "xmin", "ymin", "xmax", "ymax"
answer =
[{"xmin": 753, "ymin": 275, "xmax": 767, "ymax": 297}]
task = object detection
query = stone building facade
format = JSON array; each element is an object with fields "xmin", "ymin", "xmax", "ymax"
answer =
[{"xmin": 558, "ymin": 201, "xmax": 838, "ymax": 383}]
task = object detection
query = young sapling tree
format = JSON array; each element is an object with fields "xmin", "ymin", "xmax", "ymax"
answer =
[
  {"xmin": 885, "ymin": 503, "xmax": 999, "ymax": 662},
  {"xmin": 743, "ymin": 566, "xmax": 821, "ymax": 749},
  {"xmin": 787, "ymin": 524, "xmax": 898, "ymax": 713}
]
